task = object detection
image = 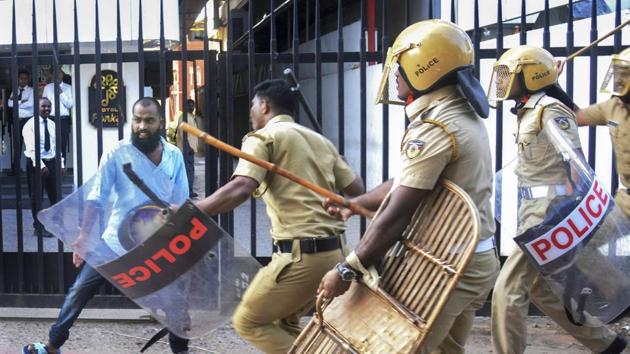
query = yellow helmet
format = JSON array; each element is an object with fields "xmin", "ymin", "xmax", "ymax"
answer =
[
  {"xmin": 600, "ymin": 47, "xmax": 630, "ymax": 96},
  {"xmin": 375, "ymin": 19, "xmax": 473, "ymax": 105},
  {"xmin": 487, "ymin": 46, "xmax": 557, "ymax": 105}
]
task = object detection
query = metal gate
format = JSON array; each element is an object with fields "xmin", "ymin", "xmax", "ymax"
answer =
[{"xmin": 0, "ymin": 0, "xmax": 627, "ymax": 309}]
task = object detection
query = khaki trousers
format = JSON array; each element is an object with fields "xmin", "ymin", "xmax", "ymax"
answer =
[
  {"xmin": 420, "ymin": 249, "xmax": 500, "ymax": 354},
  {"xmin": 492, "ymin": 247, "xmax": 618, "ymax": 354},
  {"xmin": 232, "ymin": 241, "xmax": 344, "ymax": 354}
]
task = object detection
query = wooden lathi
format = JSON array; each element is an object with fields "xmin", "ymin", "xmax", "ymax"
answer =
[{"xmin": 289, "ymin": 179, "xmax": 481, "ymax": 353}]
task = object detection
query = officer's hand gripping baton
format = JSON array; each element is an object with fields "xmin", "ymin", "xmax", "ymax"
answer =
[{"xmin": 179, "ymin": 122, "xmax": 374, "ymax": 219}]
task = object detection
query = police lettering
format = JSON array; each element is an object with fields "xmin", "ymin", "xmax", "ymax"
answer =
[
  {"xmin": 531, "ymin": 70, "xmax": 550, "ymax": 81},
  {"xmin": 415, "ymin": 57, "xmax": 440, "ymax": 76},
  {"xmin": 112, "ymin": 217, "xmax": 209, "ymax": 288},
  {"xmin": 525, "ymin": 180, "xmax": 611, "ymax": 265}
]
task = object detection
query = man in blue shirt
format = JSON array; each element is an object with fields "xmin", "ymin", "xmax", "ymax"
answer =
[{"xmin": 25, "ymin": 97, "xmax": 191, "ymax": 354}]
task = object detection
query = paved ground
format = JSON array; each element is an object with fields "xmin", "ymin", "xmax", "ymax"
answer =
[{"xmin": 0, "ymin": 314, "xmax": 609, "ymax": 354}]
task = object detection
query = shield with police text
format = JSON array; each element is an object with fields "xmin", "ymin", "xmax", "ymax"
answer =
[
  {"xmin": 37, "ymin": 166, "xmax": 260, "ymax": 338},
  {"xmin": 496, "ymin": 118, "xmax": 630, "ymax": 325}
]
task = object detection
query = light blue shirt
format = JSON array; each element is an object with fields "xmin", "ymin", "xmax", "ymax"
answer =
[{"xmin": 88, "ymin": 137, "xmax": 189, "ymax": 255}]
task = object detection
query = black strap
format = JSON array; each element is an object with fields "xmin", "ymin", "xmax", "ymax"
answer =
[{"xmin": 140, "ymin": 327, "xmax": 169, "ymax": 353}]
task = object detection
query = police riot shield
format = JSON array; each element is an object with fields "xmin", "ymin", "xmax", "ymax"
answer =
[
  {"xmin": 495, "ymin": 118, "xmax": 630, "ymax": 325},
  {"xmin": 37, "ymin": 164, "xmax": 260, "ymax": 338}
]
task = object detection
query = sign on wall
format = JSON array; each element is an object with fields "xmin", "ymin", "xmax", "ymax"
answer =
[{"xmin": 89, "ymin": 70, "xmax": 126, "ymax": 128}]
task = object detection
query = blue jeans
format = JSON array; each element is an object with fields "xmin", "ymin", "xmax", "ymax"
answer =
[{"xmin": 48, "ymin": 264, "xmax": 189, "ymax": 353}]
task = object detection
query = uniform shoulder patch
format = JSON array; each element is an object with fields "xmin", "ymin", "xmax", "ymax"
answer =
[
  {"xmin": 405, "ymin": 139, "xmax": 425, "ymax": 159},
  {"xmin": 554, "ymin": 116, "xmax": 571, "ymax": 130}
]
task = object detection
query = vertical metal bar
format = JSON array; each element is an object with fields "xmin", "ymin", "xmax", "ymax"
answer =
[
  {"xmin": 337, "ymin": 0, "xmax": 344, "ymax": 155},
  {"xmin": 193, "ymin": 61, "xmax": 198, "ymax": 104},
  {"xmin": 73, "ymin": 0, "xmax": 83, "ymax": 187},
  {"xmin": 247, "ymin": 0, "xmax": 257, "ymax": 257},
  {"xmin": 587, "ymin": 0, "xmax": 598, "ymax": 168},
  {"xmin": 292, "ymin": 0, "xmax": 300, "ymax": 122},
  {"xmin": 159, "ymin": 0, "xmax": 167, "ymax": 122},
  {"xmin": 180, "ymin": 0, "xmax": 189, "ymax": 151},
  {"xmin": 95, "ymin": 0, "xmax": 103, "ymax": 161},
  {"xmin": 405, "ymin": 0, "xmax": 410, "ymax": 26},
  {"xmin": 203, "ymin": 9, "xmax": 218, "ymax": 201},
  {"xmin": 381, "ymin": 0, "xmax": 388, "ymax": 182},
  {"xmin": 450, "ymin": 0, "xmax": 456, "ymax": 22},
  {"xmin": 543, "ymin": 0, "xmax": 550, "ymax": 49},
  {"xmin": 495, "ymin": 0, "xmax": 504, "ymax": 256},
  {"xmin": 137, "ymin": 0, "xmax": 145, "ymax": 97},
  {"xmin": 473, "ymin": 0, "xmax": 480, "ymax": 78},
  {"xmin": 32, "ymin": 0, "xmax": 44, "ymax": 293},
  {"xmin": 566, "ymin": 0, "xmax": 574, "ymax": 101},
  {"xmin": 359, "ymin": 0, "xmax": 367, "ymax": 234},
  {"xmin": 226, "ymin": 0, "xmax": 234, "ymax": 235},
  {"xmin": 269, "ymin": 0, "xmax": 277, "ymax": 77},
  {"xmin": 52, "ymin": 0, "xmax": 65, "ymax": 293},
  {"xmin": 116, "ymin": 0, "xmax": 124, "ymax": 140},
  {"xmin": 428, "ymin": 0, "xmax": 433, "ymax": 19},
  {"xmin": 116, "ymin": 0, "xmax": 126, "ymax": 140},
  {"xmin": 315, "ymin": 0, "xmax": 322, "ymax": 127},
  {"xmin": 520, "ymin": 0, "xmax": 527, "ymax": 44},
  {"xmin": 611, "ymin": 0, "xmax": 621, "ymax": 193},
  {"xmin": 10, "ymin": 0, "xmax": 25, "ymax": 294}
]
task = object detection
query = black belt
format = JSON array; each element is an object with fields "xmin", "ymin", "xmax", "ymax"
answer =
[{"xmin": 274, "ymin": 235, "xmax": 342, "ymax": 254}]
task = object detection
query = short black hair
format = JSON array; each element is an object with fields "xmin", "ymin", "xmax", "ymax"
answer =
[
  {"xmin": 133, "ymin": 97, "xmax": 163, "ymax": 118},
  {"xmin": 187, "ymin": 99, "xmax": 195, "ymax": 105},
  {"xmin": 39, "ymin": 97, "xmax": 51, "ymax": 104},
  {"xmin": 18, "ymin": 69, "xmax": 30, "ymax": 77},
  {"xmin": 253, "ymin": 79, "xmax": 296, "ymax": 115}
]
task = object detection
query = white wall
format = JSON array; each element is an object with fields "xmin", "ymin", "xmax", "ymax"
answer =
[{"xmin": 0, "ymin": 0, "xmax": 180, "ymax": 45}]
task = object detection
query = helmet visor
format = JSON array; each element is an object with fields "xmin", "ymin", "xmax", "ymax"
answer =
[
  {"xmin": 600, "ymin": 59, "xmax": 630, "ymax": 96},
  {"xmin": 487, "ymin": 63, "xmax": 516, "ymax": 107},
  {"xmin": 375, "ymin": 47, "xmax": 405, "ymax": 106}
]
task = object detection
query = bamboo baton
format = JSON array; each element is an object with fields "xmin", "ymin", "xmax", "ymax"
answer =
[
  {"xmin": 179, "ymin": 122, "xmax": 375, "ymax": 219},
  {"xmin": 559, "ymin": 18, "xmax": 630, "ymax": 69}
]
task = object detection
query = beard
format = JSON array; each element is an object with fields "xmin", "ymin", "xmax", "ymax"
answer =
[{"xmin": 132, "ymin": 129, "xmax": 162, "ymax": 153}]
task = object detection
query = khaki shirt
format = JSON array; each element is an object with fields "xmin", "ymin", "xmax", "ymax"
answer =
[
  {"xmin": 176, "ymin": 112, "xmax": 200, "ymax": 153},
  {"xmin": 515, "ymin": 92, "xmax": 581, "ymax": 233},
  {"xmin": 395, "ymin": 85, "xmax": 495, "ymax": 240},
  {"xmin": 580, "ymin": 96, "xmax": 630, "ymax": 216},
  {"xmin": 233, "ymin": 115, "xmax": 356, "ymax": 240}
]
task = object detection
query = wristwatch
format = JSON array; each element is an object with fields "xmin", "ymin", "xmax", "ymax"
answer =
[{"xmin": 336, "ymin": 262, "xmax": 360, "ymax": 282}]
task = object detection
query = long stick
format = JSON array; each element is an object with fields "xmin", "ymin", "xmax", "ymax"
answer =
[
  {"xmin": 180, "ymin": 122, "xmax": 374, "ymax": 219},
  {"xmin": 565, "ymin": 18, "xmax": 630, "ymax": 62}
]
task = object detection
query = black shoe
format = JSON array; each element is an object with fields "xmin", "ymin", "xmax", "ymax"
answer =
[{"xmin": 601, "ymin": 335, "xmax": 627, "ymax": 354}]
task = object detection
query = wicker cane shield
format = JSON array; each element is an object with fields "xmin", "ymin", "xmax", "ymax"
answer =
[{"xmin": 289, "ymin": 179, "xmax": 480, "ymax": 353}]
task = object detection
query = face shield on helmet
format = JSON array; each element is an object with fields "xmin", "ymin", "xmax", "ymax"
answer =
[
  {"xmin": 487, "ymin": 62, "xmax": 520, "ymax": 107},
  {"xmin": 600, "ymin": 53, "xmax": 630, "ymax": 97},
  {"xmin": 375, "ymin": 47, "xmax": 407, "ymax": 106}
]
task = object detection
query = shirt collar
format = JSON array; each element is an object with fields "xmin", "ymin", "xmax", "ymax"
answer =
[
  {"xmin": 522, "ymin": 91, "xmax": 546, "ymax": 109},
  {"xmin": 405, "ymin": 85, "xmax": 460, "ymax": 122},
  {"xmin": 265, "ymin": 114, "xmax": 295, "ymax": 126}
]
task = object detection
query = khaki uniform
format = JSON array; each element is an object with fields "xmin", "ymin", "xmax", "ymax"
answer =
[
  {"xmin": 581, "ymin": 96, "xmax": 630, "ymax": 217},
  {"xmin": 396, "ymin": 86, "xmax": 500, "ymax": 354},
  {"xmin": 492, "ymin": 92, "xmax": 619, "ymax": 354},
  {"xmin": 231, "ymin": 114, "xmax": 356, "ymax": 354}
]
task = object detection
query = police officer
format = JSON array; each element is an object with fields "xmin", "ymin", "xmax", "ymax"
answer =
[
  {"xmin": 488, "ymin": 45, "xmax": 627, "ymax": 354},
  {"xmin": 318, "ymin": 20, "xmax": 499, "ymax": 353},
  {"xmin": 195, "ymin": 79, "xmax": 363, "ymax": 354},
  {"xmin": 573, "ymin": 48, "xmax": 630, "ymax": 219}
]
